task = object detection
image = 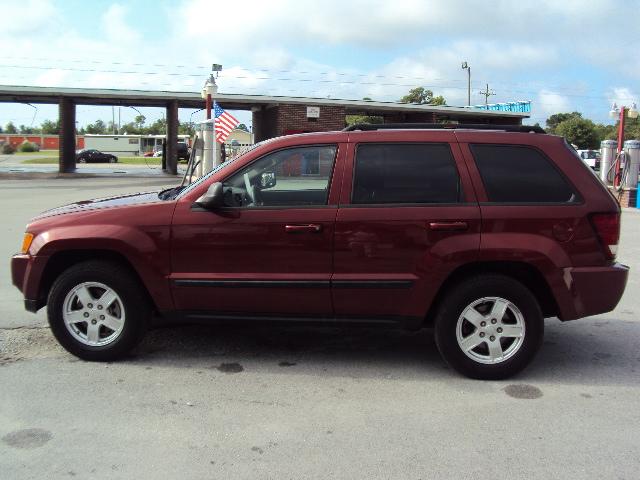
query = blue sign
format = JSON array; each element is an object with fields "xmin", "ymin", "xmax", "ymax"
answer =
[{"xmin": 468, "ymin": 101, "xmax": 531, "ymax": 113}]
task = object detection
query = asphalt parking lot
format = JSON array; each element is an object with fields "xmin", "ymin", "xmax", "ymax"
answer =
[{"xmin": 1, "ymin": 176, "xmax": 639, "ymax": 479}]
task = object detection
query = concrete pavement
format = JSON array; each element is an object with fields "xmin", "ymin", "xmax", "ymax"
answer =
[{"xmin": 1, "ymin": 177, "xmax": 639, "ymax": 479}]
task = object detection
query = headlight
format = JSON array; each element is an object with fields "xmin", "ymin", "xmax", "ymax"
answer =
[{"xmin": 20, "ymin": 233, "xmax": 34, "ymax": 254}]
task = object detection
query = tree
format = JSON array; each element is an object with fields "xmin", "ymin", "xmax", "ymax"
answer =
[
  {"xmin": 178, "ymin": 121, "xmax": 195, "ymax": 136},
  {"xmin": 19, "ymin": 125, "xmax": 35, "ymax": 134},
  {"xmin": 345, "ymin": 114, "xmax": 384, "ymax": 126},
  {"xmin": 85, "ymin": 120, "xmax": 107, "ymax": 134},
  {"xmin": 40, "ymin": 119, "xmax": 60, "ymax": 134},
  {"xmin": 5, "ymin": 122, "xmax": 17, "ymax": 134},
  {"xmin": 545, "ymin": 112, "xmax": 581, "ymax": 134},
  {"xmin": 555, "ymin": 117, "xmax": 599, "ymax": 149},
  {"xmin": 134, "ymin": 115, "xmax": 146, "ymax": 129},
  {"xmin": 236, "ymin": 123, "xmax": 250, "ymax": 132},
  {"xmin": 145, "ymin": 118, "xmax": 166, "ymax": 135},
  {"xmin": 0, "ymin": 125, "xmax": 3, "ymax": 133},
  {"xmin": 400, "ymin": 87, "xmax": 446, "ymax": 105}
]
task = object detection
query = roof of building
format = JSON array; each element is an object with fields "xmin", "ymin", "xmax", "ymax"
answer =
[{"xmin": 0, "ymin": 85, "xmax": 529, "ymax": 119}]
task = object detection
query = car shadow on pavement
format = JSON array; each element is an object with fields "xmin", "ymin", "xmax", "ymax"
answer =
[
  {"xmin": 125, "ymin": 315, "xmax": 640, "ymax": 386},
  {"xmin": 131, "ymin": 322, "xmax": 452, "ymax": 381}
]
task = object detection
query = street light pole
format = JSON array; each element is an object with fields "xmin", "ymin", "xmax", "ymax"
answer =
[
  {"xmin": 201, "ymin": 74, "xmax": 218, "ymax": 174},
  {"xmin": 462, "ymin": 62, "xmax": 471, "ymax": 106}
]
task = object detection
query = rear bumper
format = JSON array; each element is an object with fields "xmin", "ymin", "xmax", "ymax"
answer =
[
  {"xmin": 11, "ymin": 254, "xmax": 48, "ymax": 313},
  {"xmin": 559, "ymin": 263, "xmax": 629, "ymax": 320}
]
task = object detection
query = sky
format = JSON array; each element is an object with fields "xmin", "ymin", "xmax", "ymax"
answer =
[{"xmin": 1, "ymin": 0, "xmax": 639, "ymax": 131}]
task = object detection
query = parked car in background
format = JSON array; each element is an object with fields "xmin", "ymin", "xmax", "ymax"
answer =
[
  {"xmin": 75, "ymin": 149, "xmax": 118, "ymax": 163},
  {"xmin": 177, "ymin": 142, "xmax": 190, "ymax": 161},
  {"xmin": 150, "ymin": 143, "xmax": 190, "ymax": 160},
  {"xmin": 576, "ymin": 149, "xmax": 601, "ymax": 170},
  {"xmin": 11, "ymin": 124, "xmax": 628, "ymax": 380}
]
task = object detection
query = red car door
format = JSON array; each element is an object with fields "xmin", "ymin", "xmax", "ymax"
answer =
[
  {"xmin": 170, "ymin": 143, "xmax": 346, "ymax": 317},
  {"xmin": 332, "ymin": 131, "xmax": 481, "ymax": 322}
]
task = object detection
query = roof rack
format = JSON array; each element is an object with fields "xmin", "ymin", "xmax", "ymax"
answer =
[{"xmin": 343, "ymin": 123, "xmax": 546, "ymax": 134}]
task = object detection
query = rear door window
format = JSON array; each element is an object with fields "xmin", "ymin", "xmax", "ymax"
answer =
[
  {"xmin": 352, "ymin": 143, "xmax": 462, "ymax": 204},
  {"xmin": 470, "ymin": 144, "xmax": 577, "ymax": 203}
]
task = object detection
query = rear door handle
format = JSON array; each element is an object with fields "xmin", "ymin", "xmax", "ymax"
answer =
[
  {"xmin": 428, "ymin": 221, "xmax": 468, "ymax": 231},
  {"xmin": 285, "ymin": 224, "xmax": 323, "ymax": 233}
]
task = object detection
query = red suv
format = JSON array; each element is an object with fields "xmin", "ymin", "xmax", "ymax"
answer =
[{"xmin": 11, "ymin": 124, "xmax": 629, "ymax": 379}]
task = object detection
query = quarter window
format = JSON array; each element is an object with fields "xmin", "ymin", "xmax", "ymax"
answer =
[
  {"xmin": 470, "ymin": 144, "xmax": 576, "ymax": 203},
  {"xmin": 352, "ymin": 143, "xmax": 462, "ymax": 204},
  {"xmin": 223, "ymin": 145, "xmax": 337, "ymax": 207}
]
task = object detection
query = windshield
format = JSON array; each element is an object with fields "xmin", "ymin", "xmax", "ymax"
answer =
[{"xmin": 176, "ymin": 139, "xmax": 276, "ymax": 199}]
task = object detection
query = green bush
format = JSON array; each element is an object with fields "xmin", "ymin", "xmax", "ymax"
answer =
[
  {"xmin": 18, "ymin": 141, "xmax": 38, "ymax": 152},
  {"xmin": 2, "ymin": 143, "xmax": 16, "ymax": 154}
]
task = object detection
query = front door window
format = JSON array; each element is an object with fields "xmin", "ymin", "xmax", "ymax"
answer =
[{"xmin": 222, "ymin": 145, "xmax": 337, "ymax": 207}]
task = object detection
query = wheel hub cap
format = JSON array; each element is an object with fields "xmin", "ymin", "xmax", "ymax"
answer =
[
  {"xmin": 455, "ymin": 296, "xmax": 525, "ymax": 365},
  {"xmin": 62, "ymin": 282, "xmax": 125, "ymax": 347}
]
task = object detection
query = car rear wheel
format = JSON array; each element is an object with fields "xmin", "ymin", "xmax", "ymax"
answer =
[
  {"xmin": 434, "ymin": 274, "xmax": 544, "ymax": 380},
  {"xmin": 47, "ymin": 261, "xmax": 149, "ymax": 361}
]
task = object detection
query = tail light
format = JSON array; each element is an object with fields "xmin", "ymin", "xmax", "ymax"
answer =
[{"xmin": 590, "ymin": 213, "xmax": 620, "ymax": 260}]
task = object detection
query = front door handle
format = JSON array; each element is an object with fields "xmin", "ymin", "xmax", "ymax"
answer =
[
  {"xmin": 428, "ymin": 221, "xmax": 468, "ymax": 231},
  {"xmin": 285, "ymin": 224, "xmax": 323, "ymax": 233}
]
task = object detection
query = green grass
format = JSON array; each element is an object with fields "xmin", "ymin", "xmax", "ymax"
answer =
[{"xmin": 22, "ymin": 156, "xmax": 162, "ymax": 165}]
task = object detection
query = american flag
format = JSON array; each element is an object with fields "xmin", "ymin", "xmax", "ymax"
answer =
[{"xmin": 213, "ymin": 102, "xmax": 239, "ymax": 143}]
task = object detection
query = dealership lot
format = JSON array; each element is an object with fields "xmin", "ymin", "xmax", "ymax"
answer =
[{"xmin": 1, "ymin": 177, "xmax": 640, "ymax": 479}]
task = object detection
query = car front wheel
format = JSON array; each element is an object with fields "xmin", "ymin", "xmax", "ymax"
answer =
[
  {"xmin": 47, "ymin": 261, "xmax": 149, "ymax": 361},
  {"xmin": 434, "ymin": 274, "xmax": 544, "ymax": 380}
]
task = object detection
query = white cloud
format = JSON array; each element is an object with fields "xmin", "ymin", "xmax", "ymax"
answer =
[
  {"xmin": 103, "ymin": 4, "xmax": 139, "ymax": 45},
  {"xmin": 536, "ymin": 90, "xmax": 572, "ymax": 118},
  {"xmin": 34, "ymin": 68, "xmax": 69, "ymax": 87},
  {"xmin": 1, "ymin": 0, "xmax": 58, "ymax": 35},
  {"xmin": 607, "ymin": 88, "xmax": 638, "ymax": 109},
  {"xmin": 1, "ymin": 0, "xmax": 638, "ymax": 127}
]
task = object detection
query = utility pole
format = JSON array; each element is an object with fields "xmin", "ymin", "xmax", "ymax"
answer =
[
  {"xmin": 479, "ymin": 83, "xmax": 496, "ymax": 105},
  {"xmin": 461, "ymin": 62, "xmax": 471, "ymax": 106}
]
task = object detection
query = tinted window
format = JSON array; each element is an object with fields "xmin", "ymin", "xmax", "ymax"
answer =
[
  {"xmin": 223, "ymin": 145, "xmax": 336, "ymax": 207},
  {"xmin": 470, "ymin": 144, "xmax": 576, "ymax": 203},
  {"xmin": 352, "ymin": 143, "xmax": 461, "ymax": 204}
]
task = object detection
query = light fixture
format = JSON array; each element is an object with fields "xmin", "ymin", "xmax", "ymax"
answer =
[
  {"xmin": 201, "ymin": 74, "xmax": 218, "ymax": 99},
  {"xmin": 609, "ymin": 102, "xmax": 619, "ymax": 119},
  {"xmin": 628, "ymin": 102, "xmax": 639, "ymax": 119}
]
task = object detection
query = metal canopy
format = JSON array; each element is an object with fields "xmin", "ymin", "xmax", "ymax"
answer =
[{"xmin": 0, "ymin": 85, "xmax": 529, "ymax": 119}]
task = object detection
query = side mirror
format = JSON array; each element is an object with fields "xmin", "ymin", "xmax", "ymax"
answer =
[
  {"xmin": 195, "ymin": 182, "xmax": 224, "ymax": 209},
  {"xmin": 259, "ymin": 171, "xmax": 276, "ymax": 189}
]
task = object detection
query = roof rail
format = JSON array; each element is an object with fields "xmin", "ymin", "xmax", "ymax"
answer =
[{"xmin": 343, "ymin": 123, "xmax": 546, "ymax": 134}]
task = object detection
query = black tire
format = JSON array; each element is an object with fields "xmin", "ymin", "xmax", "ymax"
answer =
[
  {"xmin": 434, "ymin": 274, "xmax": 544, "ymax": 380},
  {"xmin": 109, "ymin": 156, "xmax": 118, "ymax": 163},
  {"xmin": 47, "ymin": 261, "xmax": 150, "ymax": 361}
]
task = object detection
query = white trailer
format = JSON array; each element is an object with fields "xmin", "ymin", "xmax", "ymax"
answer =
[
  {"xmin": 83, "ymin": 135, "xmax": 142, "ymax": 155},
  {"xmin": 83, "ymin": 134, "xmax": 192, "ymax": 156}
]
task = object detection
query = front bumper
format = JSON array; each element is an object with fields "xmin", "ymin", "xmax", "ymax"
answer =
[
  {"xmin": 11, "ymin": 254, "xmax": 48, "ymax": 313},
  {"xmin": 561, "ymin": 263, "xmax": 629, "ymax": 320}
]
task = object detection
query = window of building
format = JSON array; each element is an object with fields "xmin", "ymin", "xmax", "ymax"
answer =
[
  {"xmin": 352, "ymin": 143, "xmax": 462, "ymax": 204},
  {"xmin": 470, "ymin": 144, "xmax": 577, "ymax": 203},
  {"xmin": 223, "ymin": 145, "xmax": 337, "ymax": 207}
]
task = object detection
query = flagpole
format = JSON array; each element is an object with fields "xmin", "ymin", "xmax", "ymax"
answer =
[{"xmin": 212, "ymin": 106, "xmax": 219, "ymax": 168}]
